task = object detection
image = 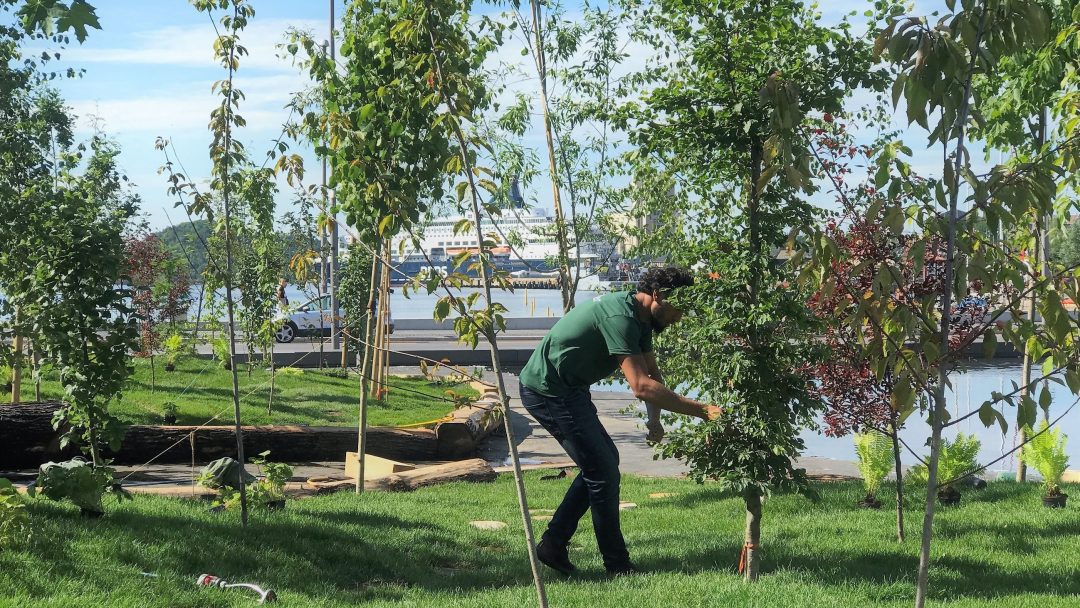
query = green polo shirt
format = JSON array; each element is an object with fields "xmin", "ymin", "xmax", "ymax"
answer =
[{"xmin": 519, "ymin": 291, "xmax": 653, "ymax": 396}]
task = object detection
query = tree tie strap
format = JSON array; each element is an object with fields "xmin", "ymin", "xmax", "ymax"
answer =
[{"xmin": 737, "ymin": 542, "xmax": 758, "ymax": 574}]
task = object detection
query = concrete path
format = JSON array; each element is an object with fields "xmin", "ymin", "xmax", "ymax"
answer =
[{"xmin": 478, "ymin": 373, "xmax": 861, "ymax": 478}]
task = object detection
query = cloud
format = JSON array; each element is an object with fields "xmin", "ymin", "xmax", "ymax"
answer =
[
  {"xmin": 68, "ymin": 73, "xmax": 308, "ymax": 135},
  {"xmin": 58, "ymin": 18, "xmax": 322, "ymax": 71}
]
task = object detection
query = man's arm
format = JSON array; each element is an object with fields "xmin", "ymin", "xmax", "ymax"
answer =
[
  {"xmin": 642, "ymin": 352, "xmax": 664, "ymax": 437},
  {"xmin": 619, "ymin": 353, "xmax": 719, "ymax": 420}
]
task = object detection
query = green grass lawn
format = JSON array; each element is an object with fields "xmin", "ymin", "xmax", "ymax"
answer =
[
  {"xmin": 10, "ymin": 357, "xmax": 474, "ymax": 428},
  {"xmin": 2, "ymin": 475, "xmax": 1077, "ymax": 607}
]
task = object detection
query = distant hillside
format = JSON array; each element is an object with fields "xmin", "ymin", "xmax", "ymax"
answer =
[
  {"xmin": 155, "ymin": 219, "xmax": 211, "ymax": 280},
  {"xmin": 154, "ymin": 219, "xmax": 322, "ymax": 282}
]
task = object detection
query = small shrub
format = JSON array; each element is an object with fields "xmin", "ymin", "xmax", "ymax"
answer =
[
  {"xmin": 212, "ymin": 337, "xmax": 232, "ymax": 370},
  {"xmin": 854, "ymin": 432, "xmax": 892, "ymax": 501},
  {"xmin": 1022, "ymin": 421, "xmax": 1069, "ymax": 497},
  {"xmin": 0, "ymin": 478, "xmax": 30, "ymax": 548},
  {"xmin": 29, "ymin": 459, "xmax": 129, "ymax": 517},
  {"xmin": 276, "ymin": 366, "xmax": 305, "ymax": 378},
  {"xmin": 250, "ymin": 451, "xmax": 293, "ymax": 506},
  {"xmin": 320, "ymin": 368, "xmax": 349, "ymax": 380},
  {"xmin": 420, "ymin": 359, "xmax": 471, "ymax": 387},
  {"xmin": 161, "ymin": 401, "xmax": 179, "ymax": 424},
  {"xmin": 0, "ymin": 364, "xmax": 11, "ymax": 392},
  {"xmin": 198, "ymin": 453, "xmax": 292, "ymax": 510},
  {"xmin": 162, "ymin": 332, "xmax": 185, "ymax": 370},
  {"xmin": 909, "ymin": 433, "xmax": 981, "ymax": 489}
]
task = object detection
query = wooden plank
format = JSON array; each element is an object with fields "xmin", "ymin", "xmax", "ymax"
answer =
[{"xmin": 382, "ymin": 458, "xmax": 496, "ymax": 492}]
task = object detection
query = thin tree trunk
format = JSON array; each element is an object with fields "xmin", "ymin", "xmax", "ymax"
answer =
[
  {"xmin": 915, "ymin": 6, "xmax": 985, "ymax": 606},
  {"xmin": 11, "ymin": 307, "xmax": 22, "ymax": 404},
  {"xmin": 33, "ymin": 343, "xmax": 41, "ymax": 402},
  {"xmin": 1017, "ymin": 106, "xmax": 1049, "ymax": 480},
  {"xmin": 370, "ymin": 254, "xmax": 390, "ymax": 401},
  {"xmin": 369, "ymin": 284, "xmax": 384, "ymax": 400},
  {"xmin": 741, "ymin": 139, "xmax": 765, "ymax": 584},
  {"xmin": 743, "ymin": 491, "xmax": 762, "ymax": 582},
  {"xmin": 192, "ymin": 284, "xmax": 205, "ymax": 355},
  {"xmin": 528, "ymin": 0, "xmax": 574, "ymax": 313},
  {"xmin": 268, "ymin": 342, "xmax": 275, "ymax": 416},
  {"xmin": 890, "ymin": 421, "xmax": 905, "ymax": 543},
  {"xmin": 218, "ymin": 2, "xmax": 249, "ymax": 527},
  {"xmin": 379, "ymin": 244, "xmax": 391, "ymax": 393},
  {"xmin": 355, "ymin": 249, "xmax": 381, "ymax": 494},
  {"xmin": 340, "ymin": 320, "xmax": 349, "ymax": 371},
  {"xmin": 424, "ymin": 9, "xmax": 548, "ymax": 605}
]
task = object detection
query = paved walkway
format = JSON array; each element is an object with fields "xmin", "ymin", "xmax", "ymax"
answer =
[{"xmin": 478, "ymin": 373, "xmax": 861, "ymax": 479}]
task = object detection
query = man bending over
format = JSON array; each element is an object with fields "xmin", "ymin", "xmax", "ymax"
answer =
[{"xmin": 518, "ymin": 266, "xmax": 719, "ymax": 576}]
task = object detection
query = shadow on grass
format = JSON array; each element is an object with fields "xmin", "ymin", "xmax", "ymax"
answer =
[{"xmin": 20, "ymin": 497, "xmax": 541, "ymax": 604}]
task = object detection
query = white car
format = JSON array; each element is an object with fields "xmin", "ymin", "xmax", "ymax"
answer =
[{"xmin": 275, "ymin": 295, "xmax": 393, "ymax": 343}]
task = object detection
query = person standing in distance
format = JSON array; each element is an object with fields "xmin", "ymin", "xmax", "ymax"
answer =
[{"xmin": 518, "ymin": 266, "xmax": 720, "ymax": 576}]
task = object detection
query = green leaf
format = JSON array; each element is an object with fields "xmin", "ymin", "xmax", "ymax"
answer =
[
  {"xmin": 978, "ymin": 402, "xmax": 1007, "ymax": 434},
  {"xmin": 1038, "ymin": 384, "xmax": 1052, "ymax": 418},
  {"xmin": 982, "ymin": 329, "xmax": 997, "ymax": 360},
  {"xmin": 359, "ymin": 103, "xmax": 376, "ymax": 123},
  {"xmin": 378, "ymin": 214, "xmax": 395, "ymax": 235},
  {"xmin": 55, "ymin": 0, "xmax": 101, "ymax": 43},
  {"xmin": 892, "ymin": 377, "xmax": 915, "ymax": 411},
  {"xmin": 1065, "ymin": 369, "xmax": 1080, "ymax": 394},
  {"xmin": 434, "ymin": 298, "xmax": 451, "ymax": 321},
  {"xmin": 1018, "ymin": 394, "xmax": 1037, "ymax": 430}
]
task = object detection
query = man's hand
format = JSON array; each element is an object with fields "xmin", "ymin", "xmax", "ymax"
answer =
[{"xmin": 645, "ymin": 419, "xmax": 665, "ymax": 443}]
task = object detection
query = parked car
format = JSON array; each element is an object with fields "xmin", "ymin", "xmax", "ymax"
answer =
[{"xmin": 275, "ymin": 295, "xmax": 393, "ymax": 343}]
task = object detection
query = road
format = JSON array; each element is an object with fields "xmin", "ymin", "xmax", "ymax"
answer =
[{"xmin": 194, "ymin": 328, "xmax": 545, "ymax": 369}]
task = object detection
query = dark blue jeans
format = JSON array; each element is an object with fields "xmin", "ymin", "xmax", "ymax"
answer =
[{"xmin": 519, "ymin": 384, "xmax": 630, "ymax": 570}]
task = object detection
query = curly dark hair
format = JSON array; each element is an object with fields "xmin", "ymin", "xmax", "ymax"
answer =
[{"xmin": 637, "ymin": 265, "xmax": 694, "ymax": 295}]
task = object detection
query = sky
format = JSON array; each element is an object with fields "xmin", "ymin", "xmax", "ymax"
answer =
[{"xmin": 28, "ymin": 0, "xmax": 955, "ymax": 233}]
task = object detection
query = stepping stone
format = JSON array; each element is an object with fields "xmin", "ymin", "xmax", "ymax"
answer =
[
  {"xmin": 648, "ymin": 492, "xmax": 676, "ymax": 499},
  {"xmin": 531, "ymin": 508, "xmax": 556, "ymax": 515},
  {"xmin": 470, "ymin": 520, "xmax": 507, "ymax": 531},
  {"xmin": 619, "ymin": 502, "xmax": 637, "ymax": 511},
  {"xmin": 532, "ymin": 515, "xmax": 553, "ymax": 522}
]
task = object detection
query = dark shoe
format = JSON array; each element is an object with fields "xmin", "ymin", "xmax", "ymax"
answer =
[
  {"xmin": 536, "ymin": 539, "xmax": 576, "ymax": 575},
  {"xmin": 606, "ymin": 562, "xmax": 639, "ymax": 577}
]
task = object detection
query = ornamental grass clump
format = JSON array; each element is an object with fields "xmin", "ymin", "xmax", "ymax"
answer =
[
  {"xmin": 854, "ymin": 432, "xmax": 892, "ymax": 509},
  {"xmin": 910, "ymin": 433, "xmax": 981, "ymax": 505},
  {"xmin": 1022, "ymin": 421, "xmax": 1069, "ymax": 508}
]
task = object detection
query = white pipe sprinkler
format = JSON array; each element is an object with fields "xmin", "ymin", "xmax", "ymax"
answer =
[{"xmin": 196, "ymin": 573, "xmax": 277, "ymax": 604}]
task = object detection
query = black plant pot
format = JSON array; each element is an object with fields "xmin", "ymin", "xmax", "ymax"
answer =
[
  {"xmin": 164, "ymin": 363, "xmax": 176, "ymax": 372},
  {"xmin": 79, "ymin": 508, "xmax": 104, "ymax": 519},
  {"xmin": 937, "ymin": 487, "xmax": 962, "ymax": 506},
  {"xmin": 858, "ymin": 495, "xmax": 882, "ymax": 509},
  {"xmin": 1042, "ymin": 492, "xmax": 1068, "ymax": 509},
  {"xmin": 265, "ymin": 499, "xmax": 285, "ymax": 511},
  {"xmin": 163, "ymin": 415, "xmax": 177, "ymax": 425}
]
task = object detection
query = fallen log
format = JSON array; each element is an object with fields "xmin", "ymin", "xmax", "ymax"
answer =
[
  {"xmin": 110, "ymin": 425, "xmax": 437, "ymax": 465},
  {"xmin": 0, "ymin": 401, "xmax": 439, "ymax": 468},
  {"xmin": 0, "ymin": 402, "xmax": 80, "ymax": 469},
  {"xmin": 435, "ymin": 398, "xmax": 504, "ymax": 459},
  {"xmin": 382, "ymin": 458, "xmax": 496, "ymax": 492}
]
